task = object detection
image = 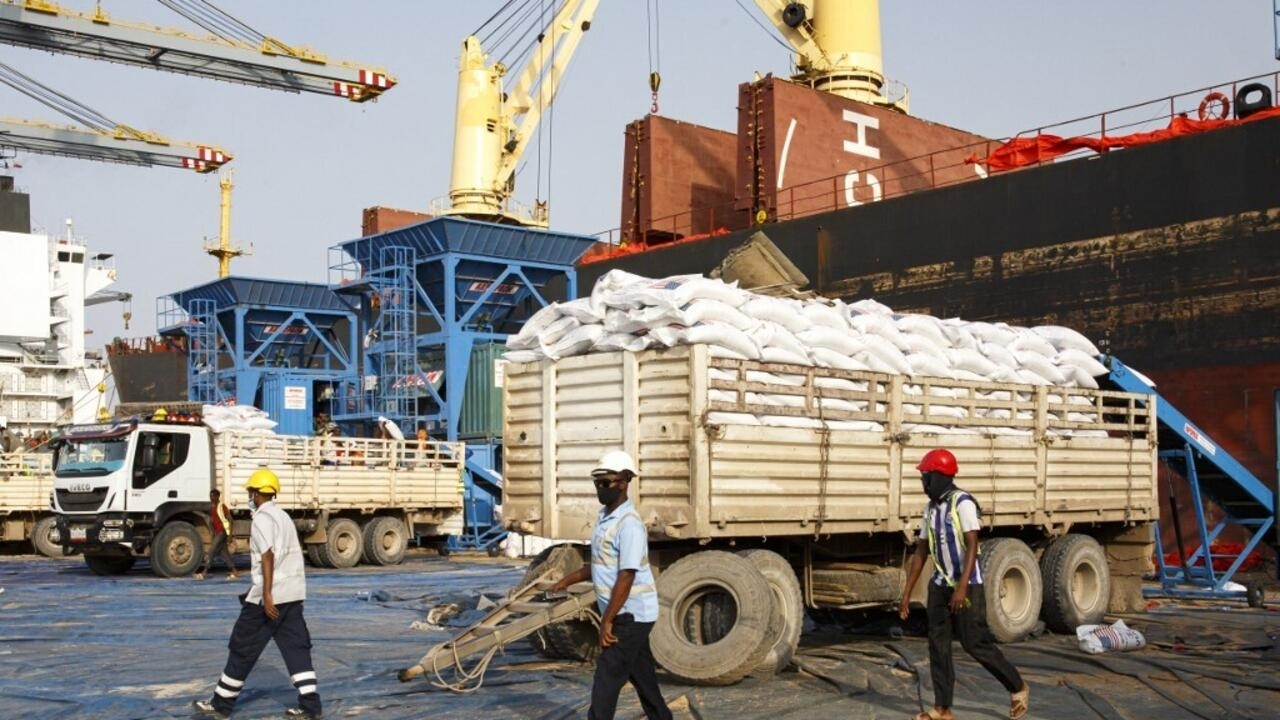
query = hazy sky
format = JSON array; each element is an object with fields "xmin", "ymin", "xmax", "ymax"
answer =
[{"xmin": 2, "ymin": 1, "xmax": 1273, "ymax": 344}]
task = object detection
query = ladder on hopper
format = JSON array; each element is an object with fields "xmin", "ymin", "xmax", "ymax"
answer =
[{"xmin": 1104, "ymin": 357, "xmax": 1276, "ymax": 605}]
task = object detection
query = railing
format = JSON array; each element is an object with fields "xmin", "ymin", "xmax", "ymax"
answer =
[{"xmin": 589, "ymin": 70, "xmax": 1280, "ymax": 256}]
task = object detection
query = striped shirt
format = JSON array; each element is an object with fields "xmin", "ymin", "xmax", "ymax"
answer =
[
  {"xmin": 590, "ymin": 499, "xmax": 659, "ymax": 622},
  {"xmin": 245, "ymin": 500, "xmax": 307, "ymax": 605},
  {"xmin": 916, "ymin": 491, "xmax": 983, "ymax": 587}
]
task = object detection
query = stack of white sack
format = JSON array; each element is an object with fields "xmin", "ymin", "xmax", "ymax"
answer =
[
  {"xmin": 201, "ymin": 404, "xmax": 278, "ymax": 434},
  {"xmin": 505, "ymin": 271, "xmax": 1113, "ymax": 436}
]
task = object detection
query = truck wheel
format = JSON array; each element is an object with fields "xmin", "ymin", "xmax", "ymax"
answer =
[
  {"xmin": 84, "ymin": 553, "xmax": 136, "ymax": 576},
  {"xmin": 1040, "ymin": 534, "xmax": 1110, "ymax": 632},
  {"xmin": 650, "ymin": 550, "xmax": 773, "ymax": 685},
  {"xmin": 325, "ymin": 518, "xmax": 363, "ymax": 569},
  {"xmin": 306, "ymin": 542, "xmax": 332, "ymax": 568},
  {"xmin": 151, "ymin": 521, "xmax": 204, "ymax": 578},
  {"xmin": 979, "ymin": 538, "xmax": 1042, "ymax": 643},
  {"xmin": 516, "ymin": 544, "xmax": 599, "ymax": 662},
  {"xmin": 739, "ymin": 549, "xmax": 804, "ymax": 675},
  {"xmin": 30, "ymin": 516, "xmax": 61, "ymax": 558},
  {"xmin": 362, "ymin": 516, "xmax": 408, "ymax": 566}
]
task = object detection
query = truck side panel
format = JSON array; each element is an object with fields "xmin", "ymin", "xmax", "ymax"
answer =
[{"xmin": 504, "ymin": 346, "xmax": 1157, "ymax": 542}]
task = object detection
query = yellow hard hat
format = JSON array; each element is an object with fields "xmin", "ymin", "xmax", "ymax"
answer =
[
  {"xmin": 152, "ymin": 407, "xmax": 168, "ymax": 421},
  {"xmin": 245, "ymin": 468, "xmax": 280, "ymax": 495}
]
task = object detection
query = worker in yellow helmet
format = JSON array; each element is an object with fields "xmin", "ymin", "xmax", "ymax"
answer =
[{"xmin": 193, "ymin": 469, "xmax": 322, "ymax": 720}]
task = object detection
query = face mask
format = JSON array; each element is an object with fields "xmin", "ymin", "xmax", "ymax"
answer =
[
  {"xmin": 247, "ymin": 495, "xmax": 258, "ymax": 511},
  {"xmin": 596, "ymin": 485, "xmax": 623, "ymax": 506},
  {"xmin": 922, "ymin": 471, "xmax": 954, "ymax": 503}
]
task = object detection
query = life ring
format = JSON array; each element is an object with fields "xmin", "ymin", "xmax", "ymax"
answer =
[{"xmin": 1197, "ymin": 91, "xmax": 1230, "ymax": 121}]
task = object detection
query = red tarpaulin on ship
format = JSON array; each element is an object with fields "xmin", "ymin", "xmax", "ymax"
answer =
[{"xmin": 969, "ymin": 104, "xmax": 1280, "ymax": 171}]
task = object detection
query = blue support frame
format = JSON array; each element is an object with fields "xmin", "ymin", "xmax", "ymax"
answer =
[{"xmin": 330, "ymin": 217, "xmax": 595, "ymax": 552}]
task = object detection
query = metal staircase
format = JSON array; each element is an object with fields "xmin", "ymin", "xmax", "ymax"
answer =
[
  {"xmin": 187, "ymin": 298, "xmax": 220, "ymax": 404},
  {"xmin": 1105, "ymin": 357, "xmax": 1276, "ymax": 604}
]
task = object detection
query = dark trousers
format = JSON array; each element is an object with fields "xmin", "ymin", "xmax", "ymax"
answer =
[
  {"xmin": 926, "ymin": 582, "xmax": 1023, "ymax": 708},
  {"xmin": 588, "ymin": 615, "xmax": 673, "ymax": 720},
  {"xmin": 211, "ymin": 599, "xmax": 321, "ymax": 717},
  {"xmin": 200, "ymin": 532, "xmax": 235, "ymax": 573}
]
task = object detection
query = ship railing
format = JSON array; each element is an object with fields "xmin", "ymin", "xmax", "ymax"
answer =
[{"xmin": 592, "ymin": 70, "xmax": 1280, "ymax": 252}]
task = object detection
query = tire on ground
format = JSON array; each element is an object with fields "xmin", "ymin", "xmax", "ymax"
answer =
[
  {"xmin": 650, "ymin": 550, "xmax": 774, "ymax": 685},
  {"xmin": 84, "ymin": 553, "xmax": 135, "ymax": 575},
  {"xmin": 306, "ymin": 542, "xmax": 331, "ymax": 568},
  {"xmin": 362, "ymin": 516, "xmax": 408, "ymax": 566},
  {"xmin": 151, "ymin": 521, "xmax": 204, "ymax": 578},
  {"xmin": 516, "ymin": 544, "xmax": 598, "ymax": 662},
  {"xmin": 30, "ymin": 515, "xmax": 60, "ymax": 558},
  {"xmin": 1040, "ymin": 534, "xmax": 1110, "ymax": 633},
  {"xmin": 739, "ymin": 548, "xmax": 804, "ymax": 675},
  {"xmin": 979, "ymin": 538, "xmax": 1042, "ymax": 643},
  {"xmin": 325, "ymin": 517, "xmax": 363, "ymax": 569}
]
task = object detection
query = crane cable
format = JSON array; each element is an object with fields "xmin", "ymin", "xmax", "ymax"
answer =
[
  {"xmin": 646, "ymin": 0, "xmax": 661, "ymax": 113},
  {"xmin": 155, "ymin": 0, "xmax": 264, "ymax": 46},
  {"xmin": 0, "ymin": 62, "xmax": 118, "ymax": 132}
]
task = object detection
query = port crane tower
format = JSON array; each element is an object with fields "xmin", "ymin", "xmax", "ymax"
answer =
[{"xmin": 0, "ymin": 0, "xmax": 396, "ymax": 101}]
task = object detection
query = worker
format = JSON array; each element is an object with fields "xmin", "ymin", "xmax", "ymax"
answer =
[
  {"xmin": 898, "ymin": 449, "xmax": 1029, "ymax": 720},
  {"xmin": 194, "ymin": 489, "xmax": 238, "ymax": 581},
  {"xmin": 0, "ymin": 417, "xmax": 16, "ymax": 454},
  {"xmin": 548, "ymin": 450, "xmax": 672, "ymax": 720},
  {"xmin": 192, "ymin": 469, "xmax": 322, "ymax": 720}
]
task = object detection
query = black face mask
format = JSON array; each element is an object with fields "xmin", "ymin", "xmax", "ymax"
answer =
[
  {"xmin": 596, "ymin": 485, "xmax": 624, "ymax": 506},
  {"xmin": 921, "ymin": 471, "xmax": 955, "ymax": 503}
]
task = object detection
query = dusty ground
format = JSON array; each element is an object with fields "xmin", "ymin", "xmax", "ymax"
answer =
[{"xmin": 1, "ymin": 550, "xmax": 1277, "ymax": 719}]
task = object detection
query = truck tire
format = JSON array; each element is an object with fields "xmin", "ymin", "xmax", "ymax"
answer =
[
  {"xmin": 30, "ymin": 516, "xmax": 60, "ymax": 558},
  {"xmin": 84, "ymin": 553, "xmax": 136, "ymax": 576},
  {"xmin": 362, "ymin": 516, "xmax": 408, "ymax": 566},
  {"xmin": 325, "ymin": 518, "xmax": 363, "ymax": 569},
  {"xmin": 306, "ymin": 542, "xmax": 331, "ymax": 568},
  {"xmin": 739, "ymin": 549, "xmax": 804, "ymax": 675},
  {"xmin": 650, "ymin": 550, "xmax": 773, "ymax": 685},
  {"xmin": 151, "ymin": 521, "xmax": 204, "ymax": 578},
  {"xmin": 978, "ymin": 538, "xmax": 1042, "ymax": 643},
  {"xmin": 1040, "ymin": 534, "xmax": 1110, "ymax": 633},
  {"xmin": 516, "ymin": 544, "xmax": 599, "ymax": 662}
]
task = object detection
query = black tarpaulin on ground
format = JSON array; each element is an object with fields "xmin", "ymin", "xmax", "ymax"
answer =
[{"xmin": 1, "ymin": 555, "xmax": 1278, "ymax": 719}]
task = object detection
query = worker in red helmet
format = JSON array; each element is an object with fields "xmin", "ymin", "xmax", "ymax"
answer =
[{"xmin": 899, "ymin": 449, "xmax": 1030, "ymax": 720}]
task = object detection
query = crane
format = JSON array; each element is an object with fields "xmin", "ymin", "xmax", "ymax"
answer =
[
  {"xmin": 0, "ymin": 61, "xmax": 230, "ymax": 171},
  {"xmin": 0, "ymin": 0, "xmax": 396, "ymax": 102},
  {"xmin": 437, "ymin": 0, "xmax": 600, "ymax": 227},
  {"xmin": 753, "ymin": 0, "xmax": 907, "ymax": 112},
  {"xmin": 203, "ymin": 171, "xmax": 250, "ymax": 277}
]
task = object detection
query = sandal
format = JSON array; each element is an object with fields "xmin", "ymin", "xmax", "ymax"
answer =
[
  {"xmin": 912, "ymin": 710, "xmax": 954, "ymax": 720},
  {"xmin": 1010, "ymin": 684, "xmax": 1029, "ymax": 720}
]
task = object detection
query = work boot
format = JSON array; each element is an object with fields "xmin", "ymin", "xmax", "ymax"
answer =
[
  {"xmin": 284, "ymin": 707, "xmax": 322, "ymax": 719},
  {"xmin": 193, "ymin": 572, "xmax": 206, "ymax": 580},
  {"xmin": 191, "ymin": 699, "xmax": 230, "ymax": 718}
]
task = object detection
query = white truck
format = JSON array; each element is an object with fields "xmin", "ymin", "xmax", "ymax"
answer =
[
  {"xmin": 50, "ymin": 417, "xmax": 466, "ymax": 577},
  {"xmin": 420, "ymin": 345, "xmax": 1158, "ymax": 686},
  {"xmin": 0, "ymin": 452, "xmax": 59, "ymax": 557}
]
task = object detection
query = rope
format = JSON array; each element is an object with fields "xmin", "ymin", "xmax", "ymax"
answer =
[{"xmin": 816, "ymin": 426, "xmax": 830, "ymax": 537}]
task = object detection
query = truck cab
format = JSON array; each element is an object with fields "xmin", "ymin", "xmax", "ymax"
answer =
[{"xmin": 51, "ymin": 419, "xmax": 211, "ymax": 574}]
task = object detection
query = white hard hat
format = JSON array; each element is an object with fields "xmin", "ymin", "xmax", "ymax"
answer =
[{"xmin": 593, "ymin": 450, "xmax": 638, "ymax": 477}]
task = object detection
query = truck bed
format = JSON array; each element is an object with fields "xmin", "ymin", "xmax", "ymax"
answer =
[
  {"xmin": 503, "ymin": 345, "xmax": 1157, "ymax": 541},
  {"xmin": 0, "ymin": 453, "xmax": 54, "ymax": 515}
]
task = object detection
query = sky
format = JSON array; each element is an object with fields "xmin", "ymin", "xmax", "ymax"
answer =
[{"xmin": 1, "ymin": 1, "xmax": 1274, "ymax": 345}]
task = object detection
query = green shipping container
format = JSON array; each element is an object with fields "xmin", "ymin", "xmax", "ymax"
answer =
[{"xmin": 458, "ymin": 342, "xmax": 507, "ymax": 438}]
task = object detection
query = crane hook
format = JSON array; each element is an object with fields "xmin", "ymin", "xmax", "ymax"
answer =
[{"xmin": 649, "ymin": 71, "xmax": 661, "ymax": 114}]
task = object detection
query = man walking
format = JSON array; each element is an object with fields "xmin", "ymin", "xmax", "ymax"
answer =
[
  {"xmin": 548, "ymin": 450, "xmax": 672, "ymax": 720},
  {"xmin": 899, "ymin": 448, "xmax": 1029, "ymax": 720},
  {"xmin": 195, "ymin": 489, "xmax": 238, "ymax": 580},
  {"xmin": 193, "ymin": 469, "xmax": 322, "ymax": 719}
]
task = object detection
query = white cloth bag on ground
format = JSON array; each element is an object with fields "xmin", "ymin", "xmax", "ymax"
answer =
[{"xmin": 1076, "ymin": 619, "xmax": 1146, "ymax": 654}]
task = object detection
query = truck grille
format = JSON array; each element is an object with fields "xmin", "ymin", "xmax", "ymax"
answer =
[{"xmin": 56, "ymin": 488, "xmax": 107, "ymax": 512}]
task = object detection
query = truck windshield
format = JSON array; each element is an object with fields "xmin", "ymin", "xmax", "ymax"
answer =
[{"xmin": 55, "ymin": 438, "xmax": 129, "ymax": 477}]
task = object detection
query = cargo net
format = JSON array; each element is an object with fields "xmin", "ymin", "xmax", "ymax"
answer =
[{"xmin": 506, "ymin": 271, "xmax": 1153, "ymax": 439}]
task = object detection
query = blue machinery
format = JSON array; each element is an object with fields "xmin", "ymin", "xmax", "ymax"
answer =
[
  {"xmin": 329, "ymin": 217, "xmax": 595, "ymax": 552},
  {"xmin": 158, "ymin": 278, "xmax": 360, "ymax": 435},
  {"xmin": 1105, "ymin": 357, "xmax": 1277, "ymax": 605}
]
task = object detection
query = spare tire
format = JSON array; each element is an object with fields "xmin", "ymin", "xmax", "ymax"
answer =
[
  {"xmin": 978, "ymin": 538, "xmax": 1042, "ymax": 643},
  {"xmin": 516, "ymin": 544, "xmax": 598, "ymax": 662},
  {"xmin": 1040, "ymin": 534, "xmax": 1110, "ymax": 632},
  {"xmin": 650, "ymin": 550, "xmax": 773, "ymax": 685},
  {"xmin": 739, "ymin": 549, "xmax": 804, "ymax": 675}
]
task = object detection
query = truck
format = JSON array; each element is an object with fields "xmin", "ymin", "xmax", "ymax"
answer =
[
  {"xmin": 0, "ymin": 451, "xmax": 59, "ymax": 557},
  {"xmin": 49, "ymin": 416, "xmax": 466, "ymax": 577},
  {"xmin": 403, "ymin": 344, "xmax": 1160, "ymax": 687}
]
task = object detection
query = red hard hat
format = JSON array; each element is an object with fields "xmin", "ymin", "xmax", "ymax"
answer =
[{"xmin": 916, "ymin": 448, "xmax": 958, "ymax": 476}]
